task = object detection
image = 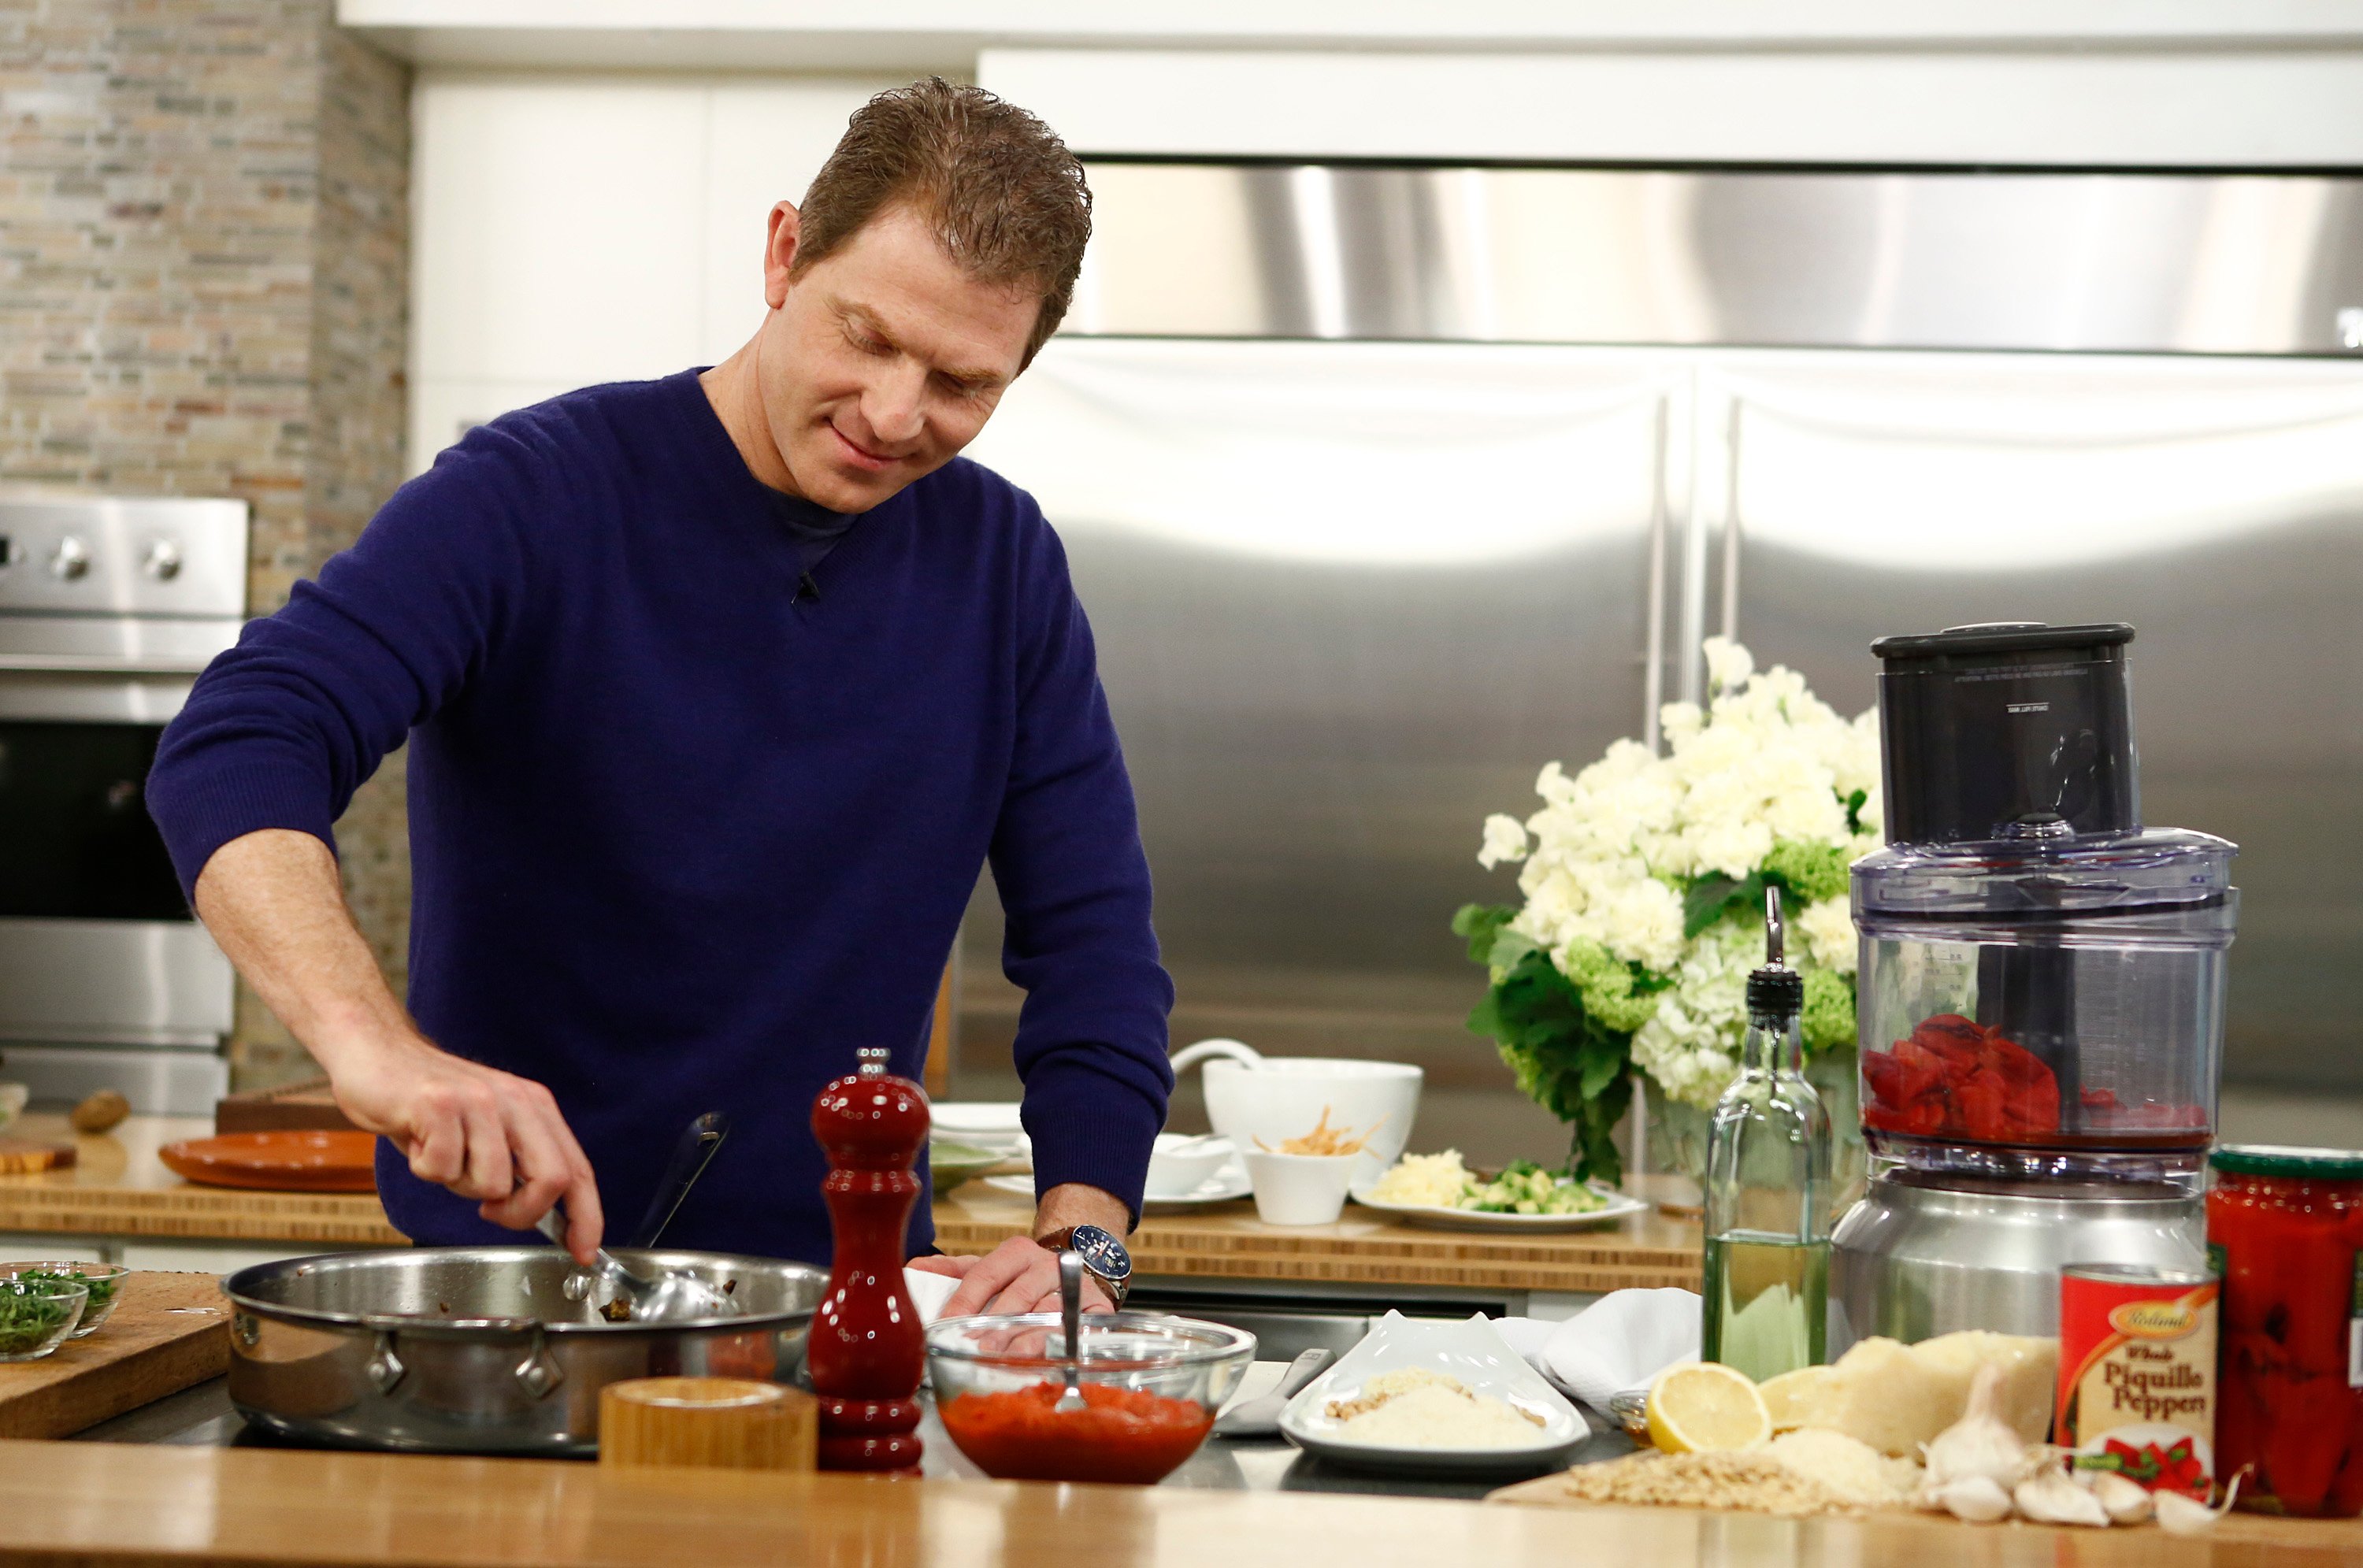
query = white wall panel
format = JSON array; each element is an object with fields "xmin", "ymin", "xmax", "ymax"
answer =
[
  {"xmin": 413, "ymin": 79, "xmax": 708, "ymax": 386},
  {"xmin": 409, "ymin": 73, "xmax": 898, "ymax": 471},
  {"xmin": 699, "ymin": 80, "xmax": 904, "ymax": 360}
]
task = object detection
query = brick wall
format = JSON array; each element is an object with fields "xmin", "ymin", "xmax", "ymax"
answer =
[{"xmin": 0, "ymin": 0, "xmax": 410, "ymax": 1088}]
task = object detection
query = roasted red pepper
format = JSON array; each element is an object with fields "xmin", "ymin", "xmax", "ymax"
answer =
[
  {"xmin": 2210, "ymin": 1159, "xmax": 2363, "ymax": 1518},
  {"xmin": 1862, "ymin": 1013, "xmax": 2064, "ymax": 1144}
]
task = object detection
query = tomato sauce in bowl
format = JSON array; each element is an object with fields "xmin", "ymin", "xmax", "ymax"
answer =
[{"xmin": 940, "ymin": 1381, "xmax": 1215, "ymax": 1484}]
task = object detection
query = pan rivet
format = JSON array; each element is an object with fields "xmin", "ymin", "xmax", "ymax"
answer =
[
  {"xmin": 514, "ymin": 1330, "xmax": 564, "ymax": 1399},
  {"xmin": 233, "ymin": 1313, "xmax": 259, "ymax": 1347},
  {"xmin": 366, "ymin": 1333, "xmax": 406, "ymax": 1395}
]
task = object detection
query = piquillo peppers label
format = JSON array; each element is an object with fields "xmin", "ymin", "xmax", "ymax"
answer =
[{"xmin": 2057, "ymin": 1265, "xmax": 2218, "ymax": 1497}]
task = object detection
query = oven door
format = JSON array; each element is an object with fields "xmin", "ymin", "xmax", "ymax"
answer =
[{"xmin": 0, "ymin": 662, "xmax": 234, "ymax": 1051}]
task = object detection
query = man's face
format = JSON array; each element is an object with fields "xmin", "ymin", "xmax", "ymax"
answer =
[{"xmin": 753, "ymin": 202, "xmax": 1038, "ymax": 513}]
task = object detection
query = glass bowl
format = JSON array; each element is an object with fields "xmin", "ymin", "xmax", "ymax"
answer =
[
  {"xmin": 0, "ymin": 1276, "xmax": 87, "ymax": 1362},
  {"xmin": 926, "ymin": 1310, "xmax": 1256, "ymax": 1484},
  {"xmin": 1, "ymin": 1262, "xmax": 128, "ymax": 1338}
]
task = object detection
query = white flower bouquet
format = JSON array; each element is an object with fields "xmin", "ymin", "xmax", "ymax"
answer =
[{"xmin": 1454, "ymin": 638, "xmax": 1881, "ymax": 1182}]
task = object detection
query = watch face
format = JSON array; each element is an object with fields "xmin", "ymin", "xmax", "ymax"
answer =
[{"xmin": 1068, "ymin": 1222, "xmax": 1132, "ymax": 1282}]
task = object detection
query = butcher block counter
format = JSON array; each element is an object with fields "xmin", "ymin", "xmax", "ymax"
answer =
[
  {"xmin": 0, "ymin": 1114, "xmax": 1701, "ymax": 1295},
  {"xmin": 1, "ymin": 1440, "xmax": 2357, "ymax": 1568}
]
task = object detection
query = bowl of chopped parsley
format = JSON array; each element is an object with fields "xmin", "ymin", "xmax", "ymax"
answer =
[
  {"xmin": 0, "ymin": 1276, "xmax": 87, "ymax": 1361},
  {"xmin": 2, "ymin": 1263, "xmax": 128, "ymax": 1338}
]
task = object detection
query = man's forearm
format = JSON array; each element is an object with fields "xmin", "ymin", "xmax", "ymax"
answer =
[
  {"xmin": 191, "ymin": 828, "xmax": 413, "ymax": 1072},
  {"xmin": 191, "ymin": 828, "xmax": 606, "ymax": 1253},
  {"xmin": 1033, "ymin": 1181, "xmax": 1132, "ymax": 1240}
]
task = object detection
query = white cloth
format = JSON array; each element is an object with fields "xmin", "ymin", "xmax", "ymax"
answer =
[
  {"xmin": 902, "ymin": 1267, "xmax": 961, "ymax": 1326},
  {"xmin": 1493, "ymin": 1288, "xmax": 1702, "ymax": 1412}
]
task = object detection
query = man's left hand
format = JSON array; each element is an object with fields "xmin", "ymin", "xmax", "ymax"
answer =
[{"xmin": 913, "ymin": 1181, "xmax": 1129, "ymax": 1315}]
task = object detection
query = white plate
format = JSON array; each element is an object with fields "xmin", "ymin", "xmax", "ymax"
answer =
[
  {"xmin": 1278, "ymin": 1310, "xmax": 1588, "ymax": 1475},
  {"xmin": 981, "ymin": 1163, "xmax": 1254, "ymax": 1210},
  {"xmin": 929, "ymin": 1103, "xmax": 1027, "ymax": 1155},
  {"xmin": 1348, "ymin": 1179, "xmax": 1648, "ymax": 1233}
]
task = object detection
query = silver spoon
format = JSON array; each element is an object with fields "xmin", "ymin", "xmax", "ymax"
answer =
[
  {"xmin": 536, "ymin": 1114, "xmax": 739, "ymax": 1323},
  {"xmin": 1211, "ymin": 1346, "xmax": 1333, "ymax": 1437},
  {"xmin": 1054, "ymin": 1250, "xmax": 1088, "ymax": 1414}
]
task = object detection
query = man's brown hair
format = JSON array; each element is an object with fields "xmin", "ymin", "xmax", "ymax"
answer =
[{"xmin": 795, "ymin": 78, "xmax": 1092, "ymax": 368}]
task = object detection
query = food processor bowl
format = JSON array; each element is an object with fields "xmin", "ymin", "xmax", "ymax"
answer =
[{"xmin": 1852, "ymin": 828, "xmax": 2236, "ymax": 1188}]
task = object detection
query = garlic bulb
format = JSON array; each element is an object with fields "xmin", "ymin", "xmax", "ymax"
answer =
[
  {"xmin": 2085, "ymin": 1472, "xmax": 2154, "ymax": 1525},
  {"xmin": 2013, "ymin": 1466, "xmax": 2113, "ymax": 1527},
  {"xmin": 1931, "ymin": 1474, "xmax": 2014, "ymax": 1522},
  {"xmin": 1922, "ymin": 1365, "xmax": 2038, "ymax": 1488}
]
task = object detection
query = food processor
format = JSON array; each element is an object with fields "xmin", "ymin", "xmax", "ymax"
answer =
[{"xmin": 1829, "ymin": 623, "xmax": 2236, "ymax": 1348}]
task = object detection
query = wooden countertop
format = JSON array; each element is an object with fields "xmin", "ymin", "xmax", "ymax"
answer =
[
  {"xmin": 935, "ymin": 1181, "xmax": 1703, "ymax": 1294},
  {"xmin": 0, "ymin": 1114, "xmax": 1701, "ymax": 1292},
  {"xmin": 0, "ymin": 1440, "xmax": 2354, "ymax": 1567},
  {"xmin": 0, "ymin": 1114, "xmax": 401, "ymax": 1247}
]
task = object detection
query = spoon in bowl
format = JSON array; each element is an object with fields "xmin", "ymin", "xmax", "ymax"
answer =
[{"xmin": 1054, "ymin": 1250, "xmax": 1088, "ymax": 1414}]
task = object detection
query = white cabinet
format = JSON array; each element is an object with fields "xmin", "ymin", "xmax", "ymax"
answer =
[{"xmin": 409, "ymin": 73, "xmax": 902, "ymax": 473}]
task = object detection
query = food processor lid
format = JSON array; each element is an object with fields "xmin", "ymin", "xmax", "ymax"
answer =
[
  {"xmin": 1853, "ymin": 826, "xmax": 2238, "ymax": 922},
  {"xmin": 1872, "ymin": 620, "xmax": 2140, "ymax": 845},
  {"xmin": 1871, "ymin": 621, "xmax": 2135, "ymax": 662},
  {"xmin": 2210, "ymin": 1144, "xmax": 2363, "ymax": 1180}
]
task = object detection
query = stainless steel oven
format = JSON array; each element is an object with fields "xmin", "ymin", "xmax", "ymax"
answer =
[{"xmin": 0, "ymin": 497, "xmax": 249, "ymax": 1113}]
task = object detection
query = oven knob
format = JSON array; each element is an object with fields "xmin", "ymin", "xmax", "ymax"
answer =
[
  {"xmin": 143, "ymin": 538, "xmax": 184, "ymax": 580},
  {"xmin": 50, "ymin": 536, "xmax": 91, "ymax": 581}
]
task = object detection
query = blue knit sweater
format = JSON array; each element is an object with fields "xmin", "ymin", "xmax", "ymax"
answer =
[{"xmin": 147, "ymin": 369, "xmax": 1175, "ymax": 1262}]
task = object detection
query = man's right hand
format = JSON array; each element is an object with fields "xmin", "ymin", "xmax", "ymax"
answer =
[
  {"xmin": 191, "ymin": 829, "xmax": 606, "ymax": 1263},
  {"xmin": 331, "ymin": 1032, "xmax": 605, "ymax": 1262}
]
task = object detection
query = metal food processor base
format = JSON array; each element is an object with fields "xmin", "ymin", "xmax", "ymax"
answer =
[{"xmin": 1829, "ymin": 1170, "xmax": 2205, "ymax": 1351}]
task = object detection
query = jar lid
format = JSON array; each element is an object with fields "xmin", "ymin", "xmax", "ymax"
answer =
[{"xmin": 2210, "ymin": 1144, "xmax": 2363, "ymax": 1179}]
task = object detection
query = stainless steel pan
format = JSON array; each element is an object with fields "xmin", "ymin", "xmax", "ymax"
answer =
[{"xmin": 222, "ymin": 1247, "xmax": 825, "ymax": 1455}]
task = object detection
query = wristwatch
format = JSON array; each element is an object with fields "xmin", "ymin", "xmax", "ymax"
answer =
[{"xmin": 1037, "ymin": 1222, "xmax": 1132, "ymax": 1309}]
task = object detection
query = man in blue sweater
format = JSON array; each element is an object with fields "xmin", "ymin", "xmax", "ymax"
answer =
[{"xmin": 147, "ymin": 80, "xmax": 1171, "ymax": 1314}]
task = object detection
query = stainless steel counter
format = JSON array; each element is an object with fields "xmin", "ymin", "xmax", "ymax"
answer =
[{"xmin": 75, "ymin": 1376, "xmax": 1638, "ymax": 1500}]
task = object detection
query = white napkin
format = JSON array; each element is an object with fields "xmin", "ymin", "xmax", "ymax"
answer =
[
  {"xmin": 1492, "ymin": 1288, "xmax": 1702, "ymax": 1411},
  {"xmin": 901, "ymin": 1267, "xmax": 962, "ymax": 1326}
]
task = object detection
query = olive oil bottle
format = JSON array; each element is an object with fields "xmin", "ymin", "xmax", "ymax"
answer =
[{"xmin": 1701, "ymin": 889, "xmax": 1834, "ymax": 1383}]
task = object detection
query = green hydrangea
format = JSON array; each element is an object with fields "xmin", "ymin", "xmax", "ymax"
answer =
[
  {"xmin": 1763, "ymin": 839, "xmax": 1851, "ymax": 905},
  {"xmin": 1557, "ymin": 939, "xmax": 1662, "ymax": 1034},
  {"xmin": 1801, "ymin": 967, "xmax": 1857, "ymax": 1053}
]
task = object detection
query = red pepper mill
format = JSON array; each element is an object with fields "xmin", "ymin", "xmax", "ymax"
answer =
[{"xmin": 808, "ymin": 1045, "xmax": 929, "ymax": 1472}]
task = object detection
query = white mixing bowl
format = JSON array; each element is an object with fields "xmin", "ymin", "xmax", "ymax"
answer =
[{"xmin": 1171, "ymin": 1039, "xmax": 1422, "ymax": 1187}]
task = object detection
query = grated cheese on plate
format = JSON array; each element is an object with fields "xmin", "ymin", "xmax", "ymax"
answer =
[
  {"xmin": 1323, "ymin": 1369, "xmax": 1552, "ymax": 1450},
  {"xmin": 1366, "ymin": 1151, "xmax": 1474, "ymax": 1209}
]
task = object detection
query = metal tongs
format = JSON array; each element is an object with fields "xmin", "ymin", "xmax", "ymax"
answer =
[
  {"xmin": 1054, "ymin": 1250, "xmax": 1089, "ymax": 1413},
  {"xmin": 536, "ymin": 1112, "xmax": 740, "ymax": 1324}
]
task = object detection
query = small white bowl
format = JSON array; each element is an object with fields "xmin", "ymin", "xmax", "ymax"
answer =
[
  {"xmin": 1241, "ymin": 1150, "xmax": 1357, "ymax": 1226},
  {"xmin": 1146, "ymin": 1134, "xmax": 1236, "ymax": 1199}
]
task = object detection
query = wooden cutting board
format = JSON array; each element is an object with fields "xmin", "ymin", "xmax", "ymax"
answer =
[
  {"xmin": 0, "ymin": 1138, "xmax": 75, "ymax": 1176},
  {"xmin": 0, "ymin": 1271, "xmax": 230, "ymax": 1439}
]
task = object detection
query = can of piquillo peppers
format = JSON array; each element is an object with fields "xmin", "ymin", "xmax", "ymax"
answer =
[{"xmin": 2057, "ymin": 1262, "xmax": 2220, "ymax": 1499}]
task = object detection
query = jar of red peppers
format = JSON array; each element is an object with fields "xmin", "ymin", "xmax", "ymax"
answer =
[{"xmin": 2207, "ymin": 1144, "xmax": 2363, "ymax": 1516}]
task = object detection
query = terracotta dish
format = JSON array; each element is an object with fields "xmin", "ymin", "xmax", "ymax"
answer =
[{"xmin": 159, "ymin": 1130, "xmax": 379, "ymax": 1192}]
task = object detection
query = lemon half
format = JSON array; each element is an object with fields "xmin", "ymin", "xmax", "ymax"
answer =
[{"xmin": 1643, "ymin": 1362, "xmax": 1771, "ymax": 1454}]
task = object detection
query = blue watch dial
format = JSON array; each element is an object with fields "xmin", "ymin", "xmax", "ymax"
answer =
[{"xmin": 1068, "ymin": 1222, "xmax": 1131, "ymax": 1283}]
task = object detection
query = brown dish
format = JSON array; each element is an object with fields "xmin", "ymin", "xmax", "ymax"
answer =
[{"xmin": 159, "ymin": 1129, "xmax": 379, "ymax": 1192}]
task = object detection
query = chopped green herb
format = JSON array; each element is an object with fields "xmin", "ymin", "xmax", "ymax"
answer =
[
  {"xmin": 17, "ymin": 1267, "xmax": 116, "ymax": 1312},
  {"xmin": 0, "ymin": 1282, "xmax": 80, "ymax": 1355}
]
